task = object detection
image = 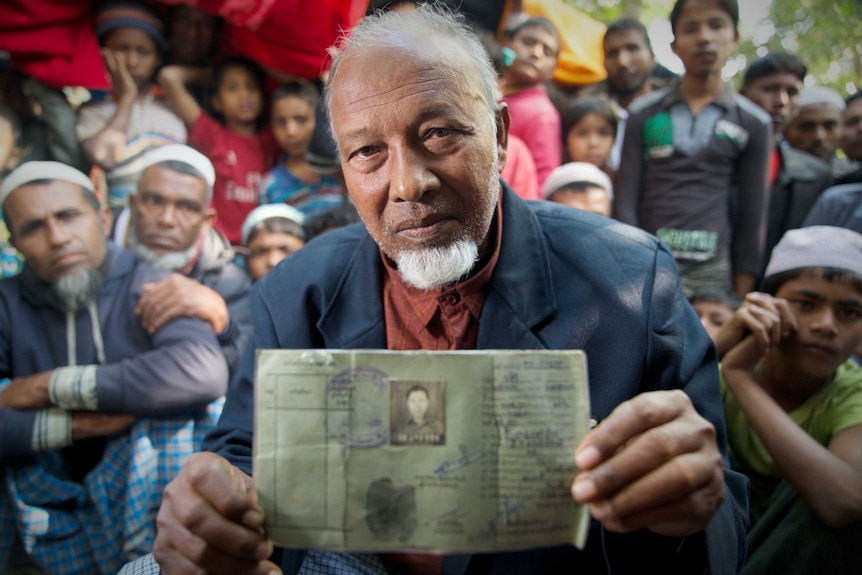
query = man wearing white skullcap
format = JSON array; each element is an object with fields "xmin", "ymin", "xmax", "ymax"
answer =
[
  {"xmin": 713, "ymin": 225, "xmax": 862, "ymax": 574},
  {"xmin": 784, "ymin": 86, "xmax": 846, "ymax": 171},
  {"xmin": 0, "ymin": 161, "xmax": 228, "ymax": 573},
  {"xmin": 113, "ymin": 144, "xmax": 253, "ymax": 377}
]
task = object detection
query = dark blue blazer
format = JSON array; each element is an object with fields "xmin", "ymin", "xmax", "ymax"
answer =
[{"xmin": 206, "ymin": 185, "xmax": 749, "ymax": 574}]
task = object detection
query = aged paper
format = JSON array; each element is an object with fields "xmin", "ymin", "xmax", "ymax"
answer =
[{"xmin": 254, "ymin": 349, "xmax": 591, "ymax": 554}]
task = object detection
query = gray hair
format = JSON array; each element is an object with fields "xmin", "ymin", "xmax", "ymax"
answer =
[{"xmin": 323, "ymin": 3, "xmax": 501, "ymax": 144}]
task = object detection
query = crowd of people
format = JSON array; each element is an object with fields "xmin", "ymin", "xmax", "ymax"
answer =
[{"xmin": 0, "ymin": 0, "xmax": 860, "ymax": 574}]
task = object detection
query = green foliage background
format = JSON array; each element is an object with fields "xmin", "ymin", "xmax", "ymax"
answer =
[{"xmin": 561, "ymin": 0, "xmax": 860, "ymax": 95}]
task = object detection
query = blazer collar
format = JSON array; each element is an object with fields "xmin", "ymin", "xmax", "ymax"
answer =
[{"xmin": 317, "ymin": 184, "xmax": 557, "ymax": 350}]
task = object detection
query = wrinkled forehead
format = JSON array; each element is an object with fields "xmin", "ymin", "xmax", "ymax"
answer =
[{"xmin": 330, "ymin": 35, "xmax": 484, "ymax": 115}]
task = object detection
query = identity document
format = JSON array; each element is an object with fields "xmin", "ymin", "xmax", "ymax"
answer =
[{"xmin": 254, "ymin": 349, "xmax": 592, "ymax": 554}]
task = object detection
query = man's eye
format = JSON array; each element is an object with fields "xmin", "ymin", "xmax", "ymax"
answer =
[{"xmin": 426, "ymin": 128, "xmax": 454, "ymax": 139}]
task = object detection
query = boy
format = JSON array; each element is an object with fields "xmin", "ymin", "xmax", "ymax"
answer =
[
  {"xmin": 614, "ymin": 0, "xmax": 772, "ymax": 298},
  {"xmin": 502, "ymin": 16, "xmax": 562, "ymax": 189},
  {"xmin": 717, "ymin": 225, "xmax": 862, "ymax": 573},
  {"xmin": 688, "ymin": 288, "xmax": 739, "ymax": 343},
  {"xmin": 542, "ymin": 161, "xmax": 613, "ymax": 217}
]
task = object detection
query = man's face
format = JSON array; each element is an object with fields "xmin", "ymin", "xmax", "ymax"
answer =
[
  {"xmin": 741, "ymin": 71, "xmax": 803, "ymax": 137},
  {"xmin": 775, "ymin": 273, "xmax": 862, "ymax": 381},
  {"xmin": 330, "ymin": 37, "xmax": 506, "ymax": 282},
  {"xmin": 840, "ymin": 97, "xmax": 862, "ymax": 163},
  {"xmin": 603, "ymin": 28, "xmax": 655, "ymax": 97},
  {"xmin": 129, "ymin": 165, "xmax": 213, "ymax": 256},
  {"xmin": 671, "ymin": 0, "xmax": 739, "ymax": 77},
  {"xmin": 784, "ymin": 104, "xmax": 843, "ymax": 162},
  {"xmin": 505, "ymin": 25, "xmax": 560, "ymax": 87},
  {"xmin": 406, "ymin": 389, "xmax": 429, "ymax": 423},
  {"xmin": 6, "ymin": 181, "xmax": 111, "ymax": 282},
  {"xmin": 102, "ymin": 28, "xmax": 160, "ymax": 92}
]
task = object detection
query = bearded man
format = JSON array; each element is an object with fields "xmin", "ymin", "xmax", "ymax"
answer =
[
  {"xmin": 0, "ymin": 161, "xmax": 228, "ymax": 574},
  {"xmin": 131, "ymin": 6, "xmax": 747, "ymax": 575},
  {"xmin": 115, "ymin": 144, "xmax": 252, "ymax": 377}
]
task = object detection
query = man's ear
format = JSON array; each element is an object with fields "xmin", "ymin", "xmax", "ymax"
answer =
[
  {"xmin": 495, "ymin": 103, "xmax": 511, "ymax": 173},
  {"xmin": 99, "ymin": 204, "xmax": 114, "ymax": 237},
  {"xmin": 201, "ymin": 208, "xmax": 216, "ymax": 236}
]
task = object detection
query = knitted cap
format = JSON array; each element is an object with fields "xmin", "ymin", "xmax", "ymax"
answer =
[
  {"xmin": 764, "ymin": 226, "xmax": 862, "ymax": 280},
  {"xmin": 542, "ymin": 162, "xmax": 613, "ymax": 201},
  {"xmin": 95, "ymin": 0, "xmax": 166, "ymax": 50},
  {"xmin": 241, "ymin": 204, "xmax": 306, "ymax": 246},
  {"xmin": 1, "ymin": 161, "xmax": 94, "ymax": 207}
]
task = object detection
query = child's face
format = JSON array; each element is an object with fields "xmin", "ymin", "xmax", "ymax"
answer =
[
  {"xmin": 271, "ymin": 96, "xmax": 316, "ymax": 158},
  {"xmin": 246, "ymin": 229, "xmax": 305, "ymax": 281},
  {"xmin": 566, "ymin": 112, "xmax": 615, "ymax": 167},
  {"xmin": 774, "ymin": 272, "xmax": 862, "ymax": 380},
  {"xmin": 671, "ymin": 0, "xmax": 738, "ymax": 77},
  {"xmin": 103, "ymin": 28, "xmax": 161, "ymax": 91},
  {"xmin": 692, "ymin": 300, "xmax": 734, "ymax": 343},
  {"xmin": 212, "ymin": 66, "xmax": 263, "ymax": 127},
  {"xmin": 505, "ymin": 25, "xmax": 559, "ymax": 87},
  {"xmin": 550, "ymin": 187, "xmax": 611, "ymax": 217}
]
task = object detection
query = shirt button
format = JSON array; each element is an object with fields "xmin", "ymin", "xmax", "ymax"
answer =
[{"xmin": 441, "ymin": 292, "xmax": 460, "ymax": 306}]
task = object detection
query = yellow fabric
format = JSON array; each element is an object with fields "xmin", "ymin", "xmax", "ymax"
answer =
[{"xmin": 501, "ymin": 0, "xmax": 607, "ymax": 87}]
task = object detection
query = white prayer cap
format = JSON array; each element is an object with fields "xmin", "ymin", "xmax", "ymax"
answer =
[
  {"xmin": 797, "ymin": 87, "xmax": 846, "ymax": 111},
  {"xmin": 764, "ymin": 226, "xmax": 862, "ymax": 281},
  {"xmin": 0, "ymin": 161, "xmax": 95, "ymax": 207},
  {"xmin": 139, "ymin": 144, "xmax": 216, "ymax": 188},
  {"xmin": 241, "ymin": 203, "xmax": 306, "ymax": 246},
  {"xmin": 542, "ymin": 162, "xmax": 613, "ymax": 201}
]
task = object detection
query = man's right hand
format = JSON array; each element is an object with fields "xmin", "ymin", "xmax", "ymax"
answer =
[{"xmin": 153, "ymin": 452, "xmax": 282, "ymax": 575}]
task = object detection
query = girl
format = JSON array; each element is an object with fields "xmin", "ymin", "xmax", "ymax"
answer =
[
  {"xmin": 561, "ymin": 96, "xmax": 618, "ymax": 181},
  {"xmin": 259, "ymin": 82, "xmax": 345, "ymax": 214},
  {"xmin": 159, "ymin": 56, "xmax": 277, "ymax": 245}
]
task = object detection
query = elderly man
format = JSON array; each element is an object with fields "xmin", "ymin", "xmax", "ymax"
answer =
[
  {"xmin": 134, "ymin": 6, "xmax": 747, "ymax": 575},
  {"xmin": 115, "ymin": 144, "xmax": 252, "ymax": 376},
  {"xmin": 784, "ymin": 87, "xmax": 848, "ymax": 177},
  {"xmin": 0, "ymin": 162, "xmax": 228, "ymax": 574}
]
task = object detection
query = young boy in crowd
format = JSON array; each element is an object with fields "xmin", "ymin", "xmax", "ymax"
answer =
[
  {"xmin": 542, "ymin": 161, "xmax": 613, "ymax": 217},
  {"xmin": 716, "ymin": 225, "xmax": 862, "ymax": 573},
  {"xmin": 77, "ymin": 0, "xmax": 187, "ymax": 208},
  {"xmin": 502, "ymin": 16, "xmax": 562, "ymax": 189},
  {"xmin": 240, "ymin": 203, "xmax": 306, "ymax": 282},
  {"xmin": 259, "ymin": 82, "xmax": 344, "ymax": 215},
  {"xmin": 688, "ymin": 288, "xmax": 740, "ymax": 343},
  {"xmin": 613, "ymin": 0, "xmax": 772, "ymax": 298}
]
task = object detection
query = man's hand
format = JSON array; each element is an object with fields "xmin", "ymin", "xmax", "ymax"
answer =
[
  {"xmin": 571, "ymin": 390, "xmax": 725, "ymax": 538},
  {"xmin": 136, "ymin": 274, "xmax": 229, "ymax": 334},
  {"xmin": 153, "ymin": 452, "xmax": 281, "ymax": 575},
  {"xmin": 71, "ymin": 412, "xmax": 137, "ymax": 440},
  {"xmin": 0, "ymin": 371, "xmax": 52, "ymax": 409},
  {"xmin": 102, "ymin": 48, "xmax": 138, "ymax": 106}
]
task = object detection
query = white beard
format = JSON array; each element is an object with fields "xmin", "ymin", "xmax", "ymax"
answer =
[
  {"xmin": 128, "ymin": 227, "xmax": 198, "ymax": 271},
  {"xmin": 395, "ymin": 239, "xmax": 478, "ymax": 290},
  {"xmin": 53, "ymin": 270, "xmax": 102, "ymax": 312}
]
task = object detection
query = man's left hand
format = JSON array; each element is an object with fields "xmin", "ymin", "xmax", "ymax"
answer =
[
  {"xmin": 136, "ymin": 274, "xmax": 228, "ymax": 334},
  {"xmin": 571, "ymin": 390, "xmax": 725, "ymax": 537},
  {"xmin": 0, "ymin": 371, "xmax": 52, "ymax": 409}
]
